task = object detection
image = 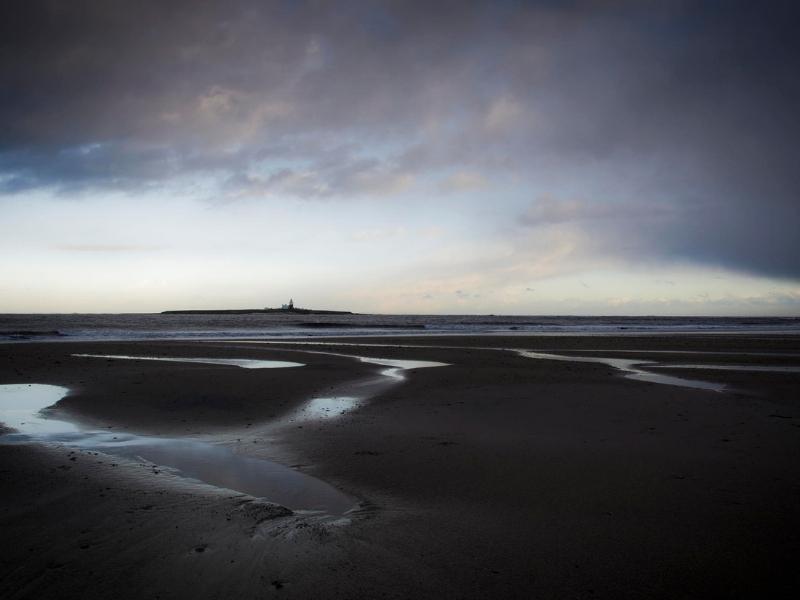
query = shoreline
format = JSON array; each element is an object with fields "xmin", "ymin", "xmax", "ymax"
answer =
[
  {"xmin": 3, "ymin": 314, "xmax": 800, "ymax": 345},
  {"xmin": 2, "ymin": 334, "xmax": 799, "ymax": 598},
  {"xmin": 4, "ymin": 328, "xmax": 800, "ymax": 344}
]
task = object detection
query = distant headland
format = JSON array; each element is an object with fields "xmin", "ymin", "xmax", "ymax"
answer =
[{"xmin": 161, "ymin": 298, "xmax": 354, "ymax": 316}]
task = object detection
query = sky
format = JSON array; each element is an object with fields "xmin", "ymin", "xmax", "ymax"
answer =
[{"xmin": 1, "ymin": 0, "xmax": 799, "ymax": 315}]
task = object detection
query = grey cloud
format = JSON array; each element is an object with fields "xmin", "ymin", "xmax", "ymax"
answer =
[
  {"xmin": 0, "ymin": 142, "xmax": 193, "ymax": 193},
  {"xmin": 1, "ymin": 1, "xmax": 799, "ymax": 277},
  {"xmin": 222, "ymin": 154, "xmax": 412, "ymax": 199},
  {"xmin": 437, "ymin": 171, "xmax": 488, "ymax": 193},
  {"xmin": 520, "ymin": 197, "xmax": 671, "ymax": 226}
]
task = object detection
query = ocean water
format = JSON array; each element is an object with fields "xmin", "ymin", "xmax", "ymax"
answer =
[{"xmin": 1, "ymin": 313, "xmax": 799, "ymax": 342}]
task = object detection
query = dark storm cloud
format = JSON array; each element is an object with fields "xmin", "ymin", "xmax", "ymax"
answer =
[{"xmin": 1, "ymin": 1, "xmax": 799, "ymax": 278}]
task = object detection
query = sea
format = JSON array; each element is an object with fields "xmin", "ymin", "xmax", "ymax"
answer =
[{"xmin": 1, "ymin": 313, "xmax": 799, "ymax": 342}]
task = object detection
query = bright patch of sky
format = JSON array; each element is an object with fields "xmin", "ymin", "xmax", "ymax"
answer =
[{"xmin": 1, "ymin": 187, "xmax": 797, "ymax": 314}]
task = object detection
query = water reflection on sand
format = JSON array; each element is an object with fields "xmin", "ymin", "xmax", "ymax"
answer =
[
  {"xmin": 517, "ymin": 350, "xmax": 727, "ymax": 393},
  {"xmin": 278, "ymin": 355, "xmax": 447, "ymax": 425},
  {"xmin": 0, "ymin": 383, "xmax": 353, "ymax": 515},
  {"xmin": 1, "ymin": 354, "xmax": 449, "ymax": 514},
  {"xmin": 73, "ymin": 354, "xmax": 304, "ymax": 369}
]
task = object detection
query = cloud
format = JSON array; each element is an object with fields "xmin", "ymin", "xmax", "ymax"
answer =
[
  {"xmin": 438, "ymin": 170, "xmax": 488, "ymax": 193},
  {"xmin": 222, "ymin": 155, "xmax": 414, "ymax": 200},
  {"xmin": 350, "ymin": 227, "xmax": 406, "ymax": 242},
  {"xmin": 455, "ymin": 289, "xmax": 479, "ymax": 300},
  {"xmin": 519, "ymin": 197, "xmax": 670, "ymax": 227},
  {"xmin": 55, "ymin": 244, "xmax": 163, "ymax": 253},
  {"xmin": 516, "ymin": 189, "xmax": 800, "ymax": 281},
  {"xmin": 483, "ymin": 95, "xmax": 525, "ymax": 134},
  {"xmin": 1, "ymin": 0, "xmax": 799, "ymax": 280}
]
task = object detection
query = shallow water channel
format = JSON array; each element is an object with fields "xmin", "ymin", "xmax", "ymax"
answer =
[
  {"xmin": 0, "ymin": 383, "xmax": 355, "ymax": 515},
  {"xmin": 237, "ymin": 340, "xmax": 739, "ymax": 393},
  {"xmin": 516, "ymin": 350, "xmax": 727, "ymax": 392},
  {"xmin": 0, "ymin": 354, "xmax": 446, "ymax": 516},
  {"xmin": 266, "ymin": 355, "xmax": 448, "ymax": 425},
  {"xmin": 72, "ymin": 354, "xmax": 304, "ymax": 369}
]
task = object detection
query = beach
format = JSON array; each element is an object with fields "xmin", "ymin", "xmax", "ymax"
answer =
[{"xmin": 1, "ymin": 334, "xmax": 799, "ymax": 599}]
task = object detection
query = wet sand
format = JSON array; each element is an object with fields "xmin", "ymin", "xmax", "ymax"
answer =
[{"xmin": 1, "ymin": 334, "xmax": 799, "ymax": 599}]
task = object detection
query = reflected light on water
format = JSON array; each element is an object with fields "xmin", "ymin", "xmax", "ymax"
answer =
[
  {"xmin": 73, "ymin": 354, "xmax": 304, "ymax": 369},
  {"xmin": 650, "ymin": 364, "xmax": 800, "ymax": 374},
  {"xmin": 0, "ymin": 384, "xmax": 353, "ymax": 515},
  {"xmin": 0, "ymin": 383, "xmax": 79, "ymax": 434},
  {"xmin": 517, "ymin": 351, "xmax": 726, "ymax": 393}
]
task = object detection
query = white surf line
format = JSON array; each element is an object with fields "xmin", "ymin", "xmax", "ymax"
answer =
[{"xmin": 72, "ymin": 354, "xmax": 304, "ymax": 369}]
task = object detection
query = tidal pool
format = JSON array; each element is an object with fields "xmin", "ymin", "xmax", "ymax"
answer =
[
  {"xmin": 0, "ymin": 383, "xmax": 353, "ymax": 515},
  {"xmin": 73, "ymin": 354, "xmax": 305, "ymax": 369},
  {"xmin": 649, "ymin": 364, "xmax": 800, "ymax": 374},
  {"xmin": 0, "ymin": 383, "xmax": 79, "ymax": 435},
  {"xmin": 279, "ymin": 355, "xmax": 448, "ymax": 425},
  {"xmin": 234, "ymin": 340, "xmax": 727, "ymax": 393},
  {"xmin": 356, "ymin": 356, "xmax": 449, "ymax": 380},
  {"xmin": 291, "ymin": 396, "xmax": 361, "ymax": 420},
  {"xmin": 517, "ymin": 351, "xmax": 726, "ymax": 393}
]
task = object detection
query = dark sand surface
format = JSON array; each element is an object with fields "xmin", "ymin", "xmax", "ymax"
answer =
[{"xmin": 1, "ymin": 335, "xmax": 799, "ymax": 599}]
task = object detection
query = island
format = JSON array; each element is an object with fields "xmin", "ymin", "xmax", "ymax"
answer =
[{"xmin": 161, "ymin": 298, "xmax": 354, "ymax": 315}]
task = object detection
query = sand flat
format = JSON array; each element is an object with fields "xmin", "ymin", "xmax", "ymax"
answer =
[{"xmin": 1, "ymin": 334, "xmax": 799, "ymax": 598}]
